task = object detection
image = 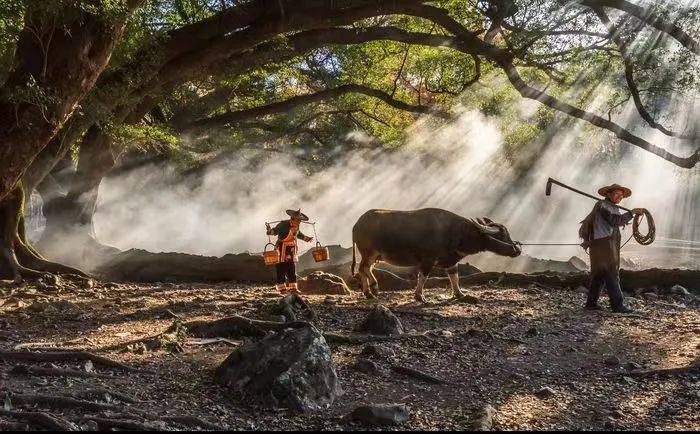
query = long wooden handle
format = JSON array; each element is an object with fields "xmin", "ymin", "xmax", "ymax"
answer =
[{"xmin": 546, "ymin": 177, "xmax": 632, "ymax": 212}]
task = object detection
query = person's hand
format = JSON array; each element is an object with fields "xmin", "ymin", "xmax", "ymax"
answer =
[
  {"xmin": 307, "ymin": 236, "xmax": 314, "ymax": 242},
  {"xmin": 265, "ymin": 222, "xmax": 271, "ymax": 230},
  {"xmin": 632, "ymin": 208, "xmax": 645, "ymax": 216}
]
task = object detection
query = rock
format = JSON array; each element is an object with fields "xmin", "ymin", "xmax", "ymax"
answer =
[
  {"xmin": 299, "ymin": 271, "xmax": 351, "ymax": 295},
  {"xmin": 670, "ymin": 285, "xmax": 691, "ymax": 296},
  {"xmin": 471, "ymin": 404, "xmax": 496, "ymax": 430},
  {"xmin": 346, "ymin": 403, "xmax": 409, "ymax": 426},
  {"xmin": 643, "ymin": 292, "xmax": 658, "ymax": 300},
  {"xmin": 360, "ymin": 344, "xmax": 396, "ymax": 359},
  {"xmin": 604, "ymin": 355, "xmax": 621, "ymax": 366},
  {"xmin": 354, "ymin": 358, "xmax": 380, "ymax": 374},
  {"xmin": 575, "ymin": 286, "xmax": 589, "ymax": 294},
  {"xmin": 355, "ymin": 305, "xmax": 404, "ymax": 335},
  {"xmin": 534, "ymin": 387, "xmax": 557, "ymax": 398},
  {"xmin": 568, "ymin": 256, "xmax": 589, "ymax": 271},
  {"xmin": 214, "ymin": 325, "xmax": 341, "ymax": 411}
]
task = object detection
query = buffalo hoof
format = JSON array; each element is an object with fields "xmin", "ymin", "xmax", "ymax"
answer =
[
  {"xmin": 364, "ymin": 292, "xmax": 377, "ymax": 300},
  {"xmin": 414, "ymin": 294, "xmax": 426, "ymax": 303},
  {"xmin": 453, "ymin": 291, "xmax": 466, "ymax": 299}
]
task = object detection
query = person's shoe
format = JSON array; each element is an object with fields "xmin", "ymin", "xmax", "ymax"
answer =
[
  {"xmin": 584, "ymin": 303, "xmax": 604, "ymax": 311},
  {"xmin": 611, "ymin": 305, "xmax": 635, "ymax": 314}
]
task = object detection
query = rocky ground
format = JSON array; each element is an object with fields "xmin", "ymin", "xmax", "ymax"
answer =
[{"xmin": 1, "ymin": 277, "xmax": 698, "ymax": 430}]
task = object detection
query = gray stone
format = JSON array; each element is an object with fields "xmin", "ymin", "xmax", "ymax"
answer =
[
  {"xmin": 360, "ymin": 344, "xmax": 396, "ymax": 359},
  {"xmin": 354, "ymin": 358, "xmax": 380, "ymax": 374},
  {"xmin": 346, "ymin": 403, "xmax": 410, "ymax": 426},
  {"xmin": 214, "ymin": 325, "xmax": 341, "ymax": 412},
  {"xmin": 355, "ymin": 305, "xmax": 404, "ymax": 335},
  {"xmin": 534, "ymin": 386, "xmax": 557, "ymax": 398},
  {"xmin": 670, "ymin": 285, "xmax": 691, "ymax": 296}
]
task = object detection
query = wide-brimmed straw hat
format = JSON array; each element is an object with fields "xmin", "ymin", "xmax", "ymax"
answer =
[
  {"xmin": 598, "ymin": 183, "xmax": 632, "ymax": 198},
  {"xmin": 286, "ymin": 209, "xmax": 309, "ymax": 221}
]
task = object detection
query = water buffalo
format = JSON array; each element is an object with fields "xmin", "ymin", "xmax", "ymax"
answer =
[{"xmin": 351, "ymin": 208, "xmax": 521, "ymax": 301}]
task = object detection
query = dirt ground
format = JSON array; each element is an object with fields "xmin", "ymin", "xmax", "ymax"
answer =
[{"xmin": 1, "ymin": 278, "xmax": 699, "ymax": 430}]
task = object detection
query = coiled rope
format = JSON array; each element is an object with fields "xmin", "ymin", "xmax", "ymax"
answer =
[{"xmin": 624, "ymin": 208, "xmax": 655, "ymax": 247}]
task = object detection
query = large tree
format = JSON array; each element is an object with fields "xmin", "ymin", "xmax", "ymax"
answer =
[{"xmin": 3, "ymin": 0, "xmax": 699, "ymax": 276}]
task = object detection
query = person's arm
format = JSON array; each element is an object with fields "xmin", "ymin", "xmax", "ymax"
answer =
[
  {"xmin": 297, "ymin": 230, "xmax": 313, "ymax": 242},
  {"xmin": 599, "ymin": 202, "xmax": 634, "ymax": 227},
  {"xmin": 266, "ymin": 222, "xmax": 280, "ymax": 236}
]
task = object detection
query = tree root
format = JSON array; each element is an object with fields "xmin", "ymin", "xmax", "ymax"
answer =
[
  {"xmin": 0, "ymin": 408, "xmax": 76, "ymax": 430},
  {"xmin": 160, "ymin": 415, "xmax": 225, "ymax": 430},
  {"xmin": 70, "ymin": 388, "xmax": 142, "ymax": 404},
  {"xmin": 624, "ymin": 364, "xmax": 700, "ymax": 378},
  {"xmin": 181, "ymin": 315, "xmax": 311, "ymax": 339},
  {"xmin": 83, "ymin": 417, "xmax": 162, "ymax": 431},
  {"xmin": 0, "ymin": 350, "xmax": 142, "ymax": 373},
  {"xmin": 323, "ymin": 332, "xmax": 434, "ymax": 345},
  {"xmin": 390, "ymin": 364, "xmax": 447, "ymax": 384},
  {"xmin": 10, "ymin": 364, "xmax": 114, "ymax": 379}
]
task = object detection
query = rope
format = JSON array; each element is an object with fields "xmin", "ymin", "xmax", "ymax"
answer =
[{"xmin": 631, "ymin": 209, "xmax": 655, "ymax": 245}]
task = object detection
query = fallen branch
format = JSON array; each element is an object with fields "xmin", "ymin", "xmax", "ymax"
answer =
[
  {"xmin": 10, "ymin": 364, "xmax": 114, "ymax": 379},
  {"xmin": 0, "ymin": 350, "xmax": 141, "ymax": 373},
  {"xmin": 0, "ymin": 409, "xmax": 75, "ymax": 431},
  {"xmin": 625, "ymin": 364, "xmax": 700, "ymax": 378},
  {"xmin": 7, "ymin": 392, "xmax": 124, "ymax": 413},
  {"xmin": 390, "ymin": 364, "xmax": 447, "ymax": 384}
]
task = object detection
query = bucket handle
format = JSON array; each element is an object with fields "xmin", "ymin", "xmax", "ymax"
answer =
[{"xmin": 264, "ymin": 242, "xmax": 276, "ymax": 252}]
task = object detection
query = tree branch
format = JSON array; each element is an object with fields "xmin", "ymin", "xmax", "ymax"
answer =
[
  {"xmin": 186, "ymin": 83, "xmax": 449, "ymax": 130},
  {"xmin": 565, "ymin": 0, "xmax": 700, "ymax": 55}
]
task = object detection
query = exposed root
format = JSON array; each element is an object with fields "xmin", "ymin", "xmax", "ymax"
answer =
[
  {"xmin": 83, "ymin": 417, "xmax": 162, "ymax": 431},
  {"xmin": 10, "ymin": 364, "xmax": 114, "ymax": 379},
  {"xmin": 625, "ymin": 363, "xmax": 700, "ymax": 378},
  {"xmin": 70, "ymin": 388, "xmax": 142, "ymax": 404},
  {"xmin": 160, "ymin": 415, "xmax": 225, "ymax": 430},
  {"xmin": 0, "ymin": 408, "xmax": 76, "ymax": 430},
  {"xmin": 323, "ymin": 332, "xmax": 434, "ymax": 345},
  {"xmin": 181, "ymin": 315, "xmax": 311, "ymax": 339},
  {"xmin": 390, "ymin": 364, "xmax": 447, "ymax": 384},
  {"xmin": 0, "ymin": 350, "xmax": 142, "ymax": 373}
]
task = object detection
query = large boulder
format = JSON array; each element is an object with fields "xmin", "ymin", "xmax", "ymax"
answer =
[
  {"xmin": 355, "ymin": 305, "xmax": 404, "ymax": 335},
  {"xmin": 299, "ymin": 271, "xmax": 351, "ymax": 295},
  {"xmin": 214, "ymin": 325, "xmax": 341, "ymax": 411}
]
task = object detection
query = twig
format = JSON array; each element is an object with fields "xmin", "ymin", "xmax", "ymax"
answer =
[
  {"xmin": 84, "ymin": 417, "xmax": 161, "ymax": 431},
  {"xmin": 71, "ymin": 388, "xmax": 142, "ymax": 404},
  {"xmin": 390, "ymin": 364, "xmax": 447, "ymax": 384}
]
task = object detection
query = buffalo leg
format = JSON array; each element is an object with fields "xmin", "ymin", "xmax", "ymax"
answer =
[
  {"xmin": 358, "ymin": 257, "xmax": 375, "ymax": 299},
  {"xmin": 368, "ymin": 261, "xmax": 380, "ymax": 296},
  {"xmin": 414, "ymin": 271, "xmax": 427, "ymax": 302},
  {"xmin": 446, "ymin": 265, "xmax": 465, "ymax": 298}
]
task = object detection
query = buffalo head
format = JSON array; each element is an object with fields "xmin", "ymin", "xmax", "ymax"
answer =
[{"xmin": 466, "ymin": 217, "xmax": 521, "ymax": 257}]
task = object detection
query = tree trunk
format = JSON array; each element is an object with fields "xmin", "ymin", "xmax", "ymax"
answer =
[
  {"xmin": 37, "ymin": 126, "xmax": 121, "ymax": 270},
  {"xmin": 0, "ymin": 3, "xmax": 139, "ymax": 201},
  {"xmin": 0, "ymin": 184, "xmax": 87, "ymax": 282}
]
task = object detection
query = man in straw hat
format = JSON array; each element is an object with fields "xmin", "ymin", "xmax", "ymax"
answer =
[
  {"xmin": 266, "ymin": 209, "xmax": 313, "ymax": 294},
  {"xmin": 579, "ymin": 183, "xmax": 645, "ymax": 313}
]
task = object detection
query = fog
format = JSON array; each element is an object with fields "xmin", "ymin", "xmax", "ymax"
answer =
[{"xmin": 92, "ymin": 93, "xmax": 699, "ymax": 269}]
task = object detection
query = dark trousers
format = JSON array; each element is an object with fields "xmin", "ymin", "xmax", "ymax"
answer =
[
  {"xmin": 588, "ymin": 236, "xmax": 624, "ymax": 309},
  {"xmin": 275, "ymin": 261, "xmax": 297, "ymax": 285},
  {"xmin": 587, "ymin": 270, "xmax": 624, "ymax": 309}
]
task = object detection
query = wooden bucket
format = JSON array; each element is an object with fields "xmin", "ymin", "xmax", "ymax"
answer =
[
  {"xmin": 311, "ymin": 242, "xmax": 329, "ymax": 262},
  {"xmin": 263, "ymin": 243, "xmax": 280, "ymax": 265}
]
